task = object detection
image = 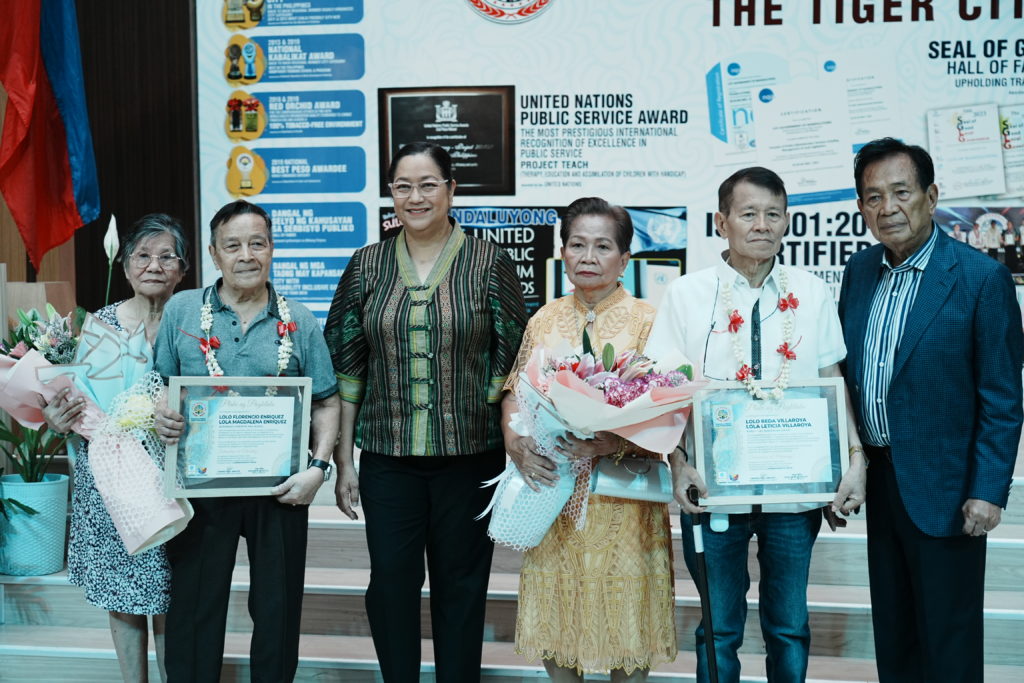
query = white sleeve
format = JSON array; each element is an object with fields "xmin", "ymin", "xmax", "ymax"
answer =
[
  {"xmin": 816, "ymin": 282, "xmax": 846, "ymax": 369},
  {"xmin": 646, "ymin": 278, "xmax": 687, "ymax": 361}
]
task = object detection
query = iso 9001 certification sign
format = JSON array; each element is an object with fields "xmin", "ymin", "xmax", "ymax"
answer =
[{"xmin": 465, "ymin": 0, "xmax": 555, "ymax": 24}]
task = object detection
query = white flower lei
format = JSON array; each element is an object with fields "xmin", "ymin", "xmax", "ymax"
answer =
[
  {"xmin": 199, "ymin": 292, "xmax": 294, "ymax": 383},
  {"xmin": 721, "ymin": 267, "xmax": 796, "ymax": 401}
]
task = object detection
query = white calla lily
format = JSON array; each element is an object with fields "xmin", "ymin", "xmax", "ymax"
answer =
[{"xmin": 103, "ymin": 214, "xmax": 119, "ymax": 265}]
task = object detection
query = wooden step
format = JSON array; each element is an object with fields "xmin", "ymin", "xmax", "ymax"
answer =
[
  {"xmin": 3, "ymin": 625, "xmax": 1024, "ymax": 682},
  {"xmin": 276, "ymin": 506, "xmax": 1024, "ymax": 591},
  {"xmin": 5, "ymin": 566, "xmax": 1023, "ymax": 665}
]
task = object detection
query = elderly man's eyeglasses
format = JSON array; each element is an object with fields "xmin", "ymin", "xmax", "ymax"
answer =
[
  {"xmin": 388, "ymin": 179, "xmax": 450, "ymax": 198},
  {"xmin": 131, "ymin": 253, "xmax": 181, "ymax": 269}
]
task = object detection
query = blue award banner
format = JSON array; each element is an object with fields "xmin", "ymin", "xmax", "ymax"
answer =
[
  {"xmin": 271, "ymin": 256, "xmax": 351, "ymax": 316},
  {"xmin": 262, "ymin": 90, "xmax": 365, "ymax": 137},
  {"xmin": 269, "ymin": 202, "xmax": 366, "ymax": 248},
  {"xmin": 252, "ymin": 34, "xmax": 364, "ymax": 82},
  {"xmin": 255, "ymin": 146, "xmax": 365, "ymax": 193},
  {"xmin": 264, "ymin": 0, "xmax": 363, "ymax": 27}
]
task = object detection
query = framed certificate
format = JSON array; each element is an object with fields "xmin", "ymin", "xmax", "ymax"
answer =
[
  {"xmin": 378, "ymin": 85, "xmax": 516, "ymax": 196},
  {"xmin": 692, "ymin": 378, "xmax": 849, "ymax": 506},
  {"xmin": 165, "ymin": 376, "xmax": 312, "ymax": 498}
]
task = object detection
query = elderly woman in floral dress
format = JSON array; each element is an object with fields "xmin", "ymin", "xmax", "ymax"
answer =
[
  {"xmin": 42, "ymin": 213, "xmax": 189, "ymax": 682},
  {"xmin": 503, "ymin": 197, "xmax": 677, "ymax": 681}
]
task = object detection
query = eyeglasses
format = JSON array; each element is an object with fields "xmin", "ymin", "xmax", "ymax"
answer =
[
  {"xmin": 130, "ymin": 253, "xmax": 182, "ymax": 269},
  {"xmin": 388, "ymin": 179, "xmax": 450, "ymax": 198}
]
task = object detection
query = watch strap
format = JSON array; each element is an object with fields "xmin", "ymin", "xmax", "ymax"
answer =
[{"xmin": 308, "ymin": 458, "xmax": 333, "ymax": 481}]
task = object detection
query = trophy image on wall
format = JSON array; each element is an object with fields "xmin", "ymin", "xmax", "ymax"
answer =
[
  {"xmin": 246, "ymin": 0, "xmax": 265, "ymax": 22},
  {"xmin": 226, "ymin": 43, "xmax": 243, "ymax": 80},
  {"xmin": 224, "ymin": 0, "xmax": 245, "ymax": 23},
  {"xmin": 227, "ymin": 146, "xmax": 266, "ymax": 196},
  {"xmin": 236, "ymin": 152, "xmax": 255, "ymax": 189},
  {"xmin": 242, "ymin": 42, "xmax": 258, "ymax": 80},
  {"xmin": 243, "ymin": 98, "xmax": 261, "ymax": 132},
  {"xmin": 227, "ymin": 98, "xmax": 243, "ymax": 132}
]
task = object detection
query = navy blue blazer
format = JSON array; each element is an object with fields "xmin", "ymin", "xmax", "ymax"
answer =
[{"xmin": 839, "ymin": 229, "xmax": 1023, "ymax": 537}]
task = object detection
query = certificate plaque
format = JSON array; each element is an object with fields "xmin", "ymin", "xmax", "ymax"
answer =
[
  {"xmin": 692, "ymin": 378, "xmax": 849, "ymax": 506},
  {"xmin": 165, "ymin": 376, "xmax": 312, "ymax": 498},
  {"xmin": 378, "ymin": 85, "xmax": 515, "ymax": 196}
]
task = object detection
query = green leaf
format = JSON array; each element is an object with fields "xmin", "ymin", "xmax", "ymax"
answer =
[
  {"xmin": 1, "ymin": 498, "xmax": 38, "ymax": 518},
  {"xmin": 582, "ymin": 328, "xmax": 593, "ymax": 356},
  {"xmin": 676, "ymin": 363, "xmax": 693, "ymax": 381},
  {"xmin": 0, "ymin": 424, "xmax": 65, "ymax": 482},
  {"xmin": 602, "ymin": 343, "xmax": 615, "ymax": 371},
  {"xmin": 73, "ymin": 306, "xmax": 88, "ymax": 332}
]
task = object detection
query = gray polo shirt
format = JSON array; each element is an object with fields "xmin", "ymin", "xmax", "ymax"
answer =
[{"xmin": 154, "ymin": 280, "xmax": 336, "ymax": 401}]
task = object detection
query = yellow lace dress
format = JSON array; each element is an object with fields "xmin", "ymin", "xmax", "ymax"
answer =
[{"xmin": 505, "ymin": 286, "xmax": 677, "ymax": 674}]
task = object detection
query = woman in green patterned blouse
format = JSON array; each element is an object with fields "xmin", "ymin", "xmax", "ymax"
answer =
[{"xmin": 324, "ymin": 142, "xmax": 528, "ymax": 681}]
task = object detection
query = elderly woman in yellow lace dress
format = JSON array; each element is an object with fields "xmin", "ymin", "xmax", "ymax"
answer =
[{"xmin": 501, "ymin": 197, "xmax": 676, "ymax": 681}]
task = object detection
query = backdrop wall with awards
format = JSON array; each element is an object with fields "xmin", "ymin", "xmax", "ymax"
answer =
[{"xmin": 194, "ymin": 0, "xmax": 1022, "ymax": 325}]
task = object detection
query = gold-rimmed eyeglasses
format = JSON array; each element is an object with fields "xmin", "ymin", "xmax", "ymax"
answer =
[
  {"xmin": 388, "ymin": 179, "xmax": 450, "ymax": 198},
  {"xmin": 130, "ymin": 253, "xmax": 182, "ymax": 269}
]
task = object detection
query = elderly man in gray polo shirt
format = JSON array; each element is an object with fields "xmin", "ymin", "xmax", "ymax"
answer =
[{"xmin": 154, "ymin": 199, "xmax": 340, "ymax": 682}]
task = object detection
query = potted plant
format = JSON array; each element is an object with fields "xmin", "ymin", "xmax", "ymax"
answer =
[
  {"xmin": 0, "ymin": 304, "xmax": 80, "ymax": 576},
  {"xmin": 0, "ymin": 422, "xmax": 69, "ymax": 575}
]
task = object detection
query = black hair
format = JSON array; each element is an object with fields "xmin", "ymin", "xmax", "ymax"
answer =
[
  {"xmin": 718, "ymin": 167, "xmax": 787, "ymax": 214},
  {"xmin": 387, "ymin": 142, "xmax": 454, "ymax": 183},
  {"xmin": 853, "ymin": 137, "xmax": 935, "ymax": 198},
  {"xmin": 560, "ymin": 197, "xmax": 633, "ymax": 253},
  {"xmin": 209, "ymin": 200, "xmax": 272, "ymax": 246}
]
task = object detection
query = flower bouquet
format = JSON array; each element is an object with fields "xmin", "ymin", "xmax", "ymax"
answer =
[
  {"xmin": 482, "ymin": 341, "xmax": 705, "ymax": 550},
  {"xmin": 0, "ymin": 305, "xmax": 99, "ymax": 432},
  {"xmin": 1, "ymin": 310, "xmax": 193, "ymax": 555}
]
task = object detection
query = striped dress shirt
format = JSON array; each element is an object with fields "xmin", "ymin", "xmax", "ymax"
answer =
[{"xmin": 859, "ymin": 227, "xmax": 939, "ymax": 446}]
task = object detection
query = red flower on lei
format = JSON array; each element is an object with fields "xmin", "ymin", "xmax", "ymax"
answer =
[
  {"xmin": 728, "ymin": 309, "xmax": 744, "ymax": 333},
  {"xmin": 179, "ymin": 327, "xmax": 221, "ymax": 355},
  {"xmin": 735, "ymin": 364, "xmax": 754, "ymax": 381},
  {"xmin": 776, "ymin": 342, "xmax": 797, "ymax": 360},
  {"xmin": 277, "ymin": 320, "xmax": 297, "ymax": 337},
  {"xmin": 778, "ymin": 293, "xmax": 800, "ymax": 312}
]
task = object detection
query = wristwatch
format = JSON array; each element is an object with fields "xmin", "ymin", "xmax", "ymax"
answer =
[{"xmin": 308, "ymin": 458, "xmax": 333, "ymax": 482}]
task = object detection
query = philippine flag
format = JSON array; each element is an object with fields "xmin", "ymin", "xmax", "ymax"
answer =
[{"xmin": 0, "ymin": 0, "xmax": 100, "ymax": 270}]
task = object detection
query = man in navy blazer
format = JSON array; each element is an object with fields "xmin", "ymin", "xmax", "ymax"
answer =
[{"xmin": 838, "ymin": 137, "xmax": 1023, "ymax": 682}]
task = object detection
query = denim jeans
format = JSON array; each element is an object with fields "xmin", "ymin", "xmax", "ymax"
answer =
[{"xmin": 680, "ymin": 509, "xmax": 822, "ymax": 683}]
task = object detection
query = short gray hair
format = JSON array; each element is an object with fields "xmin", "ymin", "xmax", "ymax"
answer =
[{"xmin": 120, "ymin": 213, "xmax": 191, "ymax": 272}]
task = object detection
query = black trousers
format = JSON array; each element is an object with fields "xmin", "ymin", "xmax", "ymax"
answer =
[
  {"xmin": 865, "ymin": 450, "xmax": 986, "ymax": 683},
  {"xmin": 360, "ymin": 450, "xmax": 505, "ymax": 683},
  {"xmin": 165, "ymin": 496, "xmax": 309, "ymax": 683}
]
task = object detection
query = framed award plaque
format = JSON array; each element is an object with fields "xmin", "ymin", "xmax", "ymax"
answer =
[
  {"xmin": 378, "ymin": 85, "xmax": 516, "ymax": 196},
  {"xmin": 165, "ymin": 376, "xmax": 312, "ymax": 498},
  {"xmin": 692, "ymin": 377, "xmax": 850, "ymax": 506}
]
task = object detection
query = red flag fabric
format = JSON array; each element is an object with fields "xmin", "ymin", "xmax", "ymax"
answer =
[{"xmin": 0, "ymin": 0, "xmax": 99, "ymax": 270}]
